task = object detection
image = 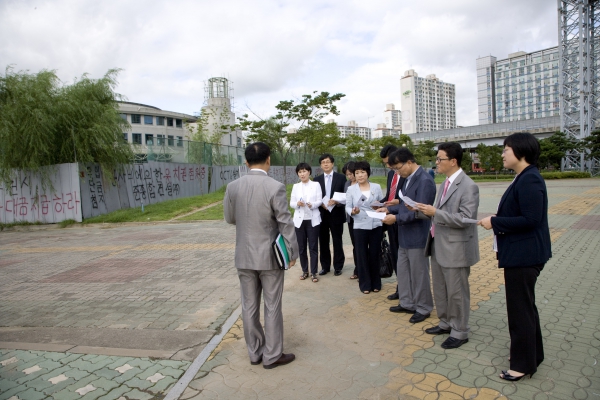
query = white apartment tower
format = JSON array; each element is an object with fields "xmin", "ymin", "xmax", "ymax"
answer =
[
  {"xmin": 476, "ymin": 48, "xmax": 560, "ymax": 125},
  {"xmin": 329, "ymin": 120, "xmax": 371, "ymax": 140},
  {"xmin": 383, "ymin": 104, "xmax": 402, "ymax": 129},
  {"xmin": 400, "ymin": 70, "xmax": 456, "ymax": 134}
]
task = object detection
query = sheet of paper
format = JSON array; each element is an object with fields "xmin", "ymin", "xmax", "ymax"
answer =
[
  {"xmin": 398, "ymin": 190, "xmax": 417, "ymax": 208},
  {"xmin": 366, "ymin": 211, "xmax": 386, "ymax": 220},
  {"xmin": 356, "ymin": 195, "xmax": 368, "ymax": 208},
  {"xmin": 322, "ymin": 196, "xmax": 334, "ymax": 212},
  {"xmin": 332, "ymin": 192, "xmax": 346, "ymax": 204},
  {"xmin": 370, "ymin": 201, "xmax": 385, "ymax": 207},
  {"xmin": 461, "ymin": 218, "xmax": 479, "ymax": 224}
]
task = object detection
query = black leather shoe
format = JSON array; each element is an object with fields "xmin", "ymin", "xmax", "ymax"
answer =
[
  {"xmin": 334, "ymin": 270, "xmax": 342, "ymax": 276},
  {"xmin": 318, "ymin": 270, "xmax": 329, "ymax": 276},
  {"xmin": 409, "ymin": 312, "xmax": 430, "ymax": 323},
  {"xmin": 389, "ymin": 305, "xmax": 415, "ymax": 314},
  {"xmin": 250, "ymin": 356, "xmax": 262, "ymax": 365},
  {"xmin": 425, "ymin": 326, "xmax": 451, "ymax": 335},
  {"xmin": 387, "ymin": 292, "xmax": 399, "ymax": 300},
  {"xmin": 263, "ymin": 353, "xmax": 295, "ymax": 369},
  {"xmin": 441, "ymin": 337, "xmax": 468, "ymax": 349}
]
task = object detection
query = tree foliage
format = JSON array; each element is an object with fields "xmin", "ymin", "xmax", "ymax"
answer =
[
  {"xmin": 538, "ymin": 131, "xmax": 579, "ymax": 169},
  {"xmin": 413, "ymin": 140, "xmax": 437, "ymax": 167},
  {"xmin": 461, "ymin": 151, "xmax": 473, "ymax": 173},
  {"xmin": 0, "ymin": 67, "xmax": 133, "ymax": 184},
  {"xmin": 581, "ymin": 129, "xmax": 600, "ymax": 160},
  {"xmin": 475, "ymin": 143, "xmax": 504, "ymax": 173}
]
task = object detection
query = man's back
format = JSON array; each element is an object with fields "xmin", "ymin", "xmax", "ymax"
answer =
[{"xmin": 224, "ymin": 171, "xmax": 297, "ymax": 271}]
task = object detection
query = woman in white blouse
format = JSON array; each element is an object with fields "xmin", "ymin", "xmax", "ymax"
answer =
[
  {"xmin": 290, "ymin": 163, "xmax": 323, "ymax": 282},
  {"xmin": 345, "ymin": 161, "xmax": 384, "ymax": 294}
]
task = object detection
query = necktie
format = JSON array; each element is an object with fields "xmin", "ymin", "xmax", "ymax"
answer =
[
  {"xmin": 387, "ymin": 174, "xmax": 398, "ymax": 202},
  {"xmin": 431, "ymin": 179, "xmax": 450, "ymax": 238},
  {"xmin": 326, "ymin": 174, "xmax": 332, "ymax": 198}
]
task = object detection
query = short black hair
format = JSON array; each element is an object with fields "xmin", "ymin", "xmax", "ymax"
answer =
[
  {"xmin": 245, "ymin": 142, "xmax": 270, "ymax": 166},
  {"xmin": 295, "ymin": 162, "xmax": 312, "ymax": 174},
  {"xmin": 342, "ymin": 161, "xmax": 356, "ymax": 175},
  {"xmin": 438, "ymin": 142, "xmax": 463, "ymax": 165},
  {"xmin": 388, "ymin": 148, "xmax": 416, "ymax": 165},
  {"xmin": 319, "ymin": 153, "xmax": 334, "ymax": 164},
  {"xmin": 503, "ymin": 132, "xmax": 540, "ymax": 165},
  {"xmin": 380, "ymin": 144, "xmax": 398, "ymax": 159},
  {"xmin": 353, "ymin": 161, "xmax": 371, "ymax": 177}
]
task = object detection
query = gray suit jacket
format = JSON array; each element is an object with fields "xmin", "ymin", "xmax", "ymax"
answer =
[
  {"xmin": 224, "ymin": 170, "xmax": 298, "ymax": 270},
  {"xmin": 422, "ymin": 171, "xmax": 480, "ymax": 268}
]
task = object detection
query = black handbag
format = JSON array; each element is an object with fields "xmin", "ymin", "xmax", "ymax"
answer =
[{"xmin": 379, "ymin": 233, "xmax": 394, "ymax": 278}]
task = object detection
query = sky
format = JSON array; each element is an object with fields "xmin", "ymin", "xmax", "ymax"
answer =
[{"xmin": 0, "ymin": 0, "xmax": 558, "ymax": 129}]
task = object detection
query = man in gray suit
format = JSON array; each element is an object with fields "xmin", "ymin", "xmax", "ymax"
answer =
[
  {"xmin": 224, "ymin": 142, "xmax": 299, "ymax": 369},
  {"xmin": 415, "ymin": 142, "xmax": 479, "ymax": 349}
]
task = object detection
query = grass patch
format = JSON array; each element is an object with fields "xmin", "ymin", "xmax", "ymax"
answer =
[
  {"xmin": 0, "ymin": 221, "xmax": 43, "ymax": 231},
  {"xmin": 83, "ymin": 188, "xmax": 226, "ymax": 224},
  {"xmin": 58, "ymin": 219, "xmax": 77, "ymax": 228},
  {"xmin": 179, "ymin": 204, "xmax": 224, "ymax": 220}
]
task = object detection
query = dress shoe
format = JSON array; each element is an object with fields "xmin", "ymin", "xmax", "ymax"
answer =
[
  {"xmin": 263, "ymin": 353, "xmax": 295, "ymax": 369},
  {"xmin": 334, "ymin": 270, "xmax": 342, "ymax": 276},
  {"xmin": 409, "ymin": 312, "xmax": 430, "ymax": 323},
  {"xmin": 389, "ymin": 305, "xmax": 415, "ymax": 314},
  {"xmin": 250, "ymin": 356, "xmax": 262, "ymax": 365},
  {"xmin": 441, "ymin": 337, "xmax": 468, "ymax": 349},
  {"xmin": 499, "ymin": 370, "xmax": 532, "ymax": 381},
  {"xmin": 425, "ymin": 326, "xmax": 451, "ymax": 335},
  {"xmin": 387, "ymin": 292, "xmax": 399, "ymax": 300},
  {"xmin": 318, "ymin": 270, "xmax": 329, "ymax": 276}
]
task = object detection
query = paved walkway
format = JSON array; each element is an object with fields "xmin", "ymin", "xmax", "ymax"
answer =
[{"xmin": 0, "ymin": 179, "xmax": 599, "ymax": 399}]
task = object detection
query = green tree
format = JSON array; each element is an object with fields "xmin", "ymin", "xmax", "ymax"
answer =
[
  {"xmin": 476, "ymin": 143, "xmax": 504, "ymax": 173},
  {"xmin": 292, "ymin": 120, "xmax": 342, "ymax": 163},
  {"xmin": 581, "ymin": 129, "xmax": 600, "ymax": 160},
  {"xmin": 413, "ymin": 140, "xmax": 437, "ymax": 168},
  {"xmin": 461, "ymin": 151, "xmax": 473, "ymax": 173},
  {"xmin": 538, "ymin": 131, "xmax": 579, "ymax": 169},
  {"xmin": 0, "ymin": 67, "xmax": 133, "ymax": 186},
  {"xmin": 238, "ymin": 91, "xmax": 345, "ymax": 183}
]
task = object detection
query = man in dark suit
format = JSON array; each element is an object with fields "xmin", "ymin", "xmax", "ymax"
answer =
[
  {"xmin": 382, "ymin": 148, "xmax": 436, "ymax": 323},
  {"xmin": 380, "ymin": 144, "xmax": 403, "ymax": 300},
  {"xmin": 224, "ymin": 142, "xmax": 299, "ymax": 369},
  {"xmin": 314, "ymin": 153, "xmax": 346, "ymax": 276}
]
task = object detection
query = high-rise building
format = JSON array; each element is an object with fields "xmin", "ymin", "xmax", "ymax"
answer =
[
  {"xmin": 383, "ymin": 104, "xmax": 402, "ymax": 129},
  {"xmin": 476, "ymin": 47, "xmax": 560, "ymax": 125},
  {"xmin": 400, "ymin": 70, "xmax": 456, "ymax": 134},
  {"xmin": 329, "ymin": 120, "xmax": 371, "ymax": 140},
  {"xmin": 372, "ymin": 123, "xmax": 402, "ymax": 139}
]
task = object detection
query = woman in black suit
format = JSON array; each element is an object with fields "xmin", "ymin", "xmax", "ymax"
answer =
[{"xmin": 479, "ymin": 132, "xmax": 551, "ymax": 381}]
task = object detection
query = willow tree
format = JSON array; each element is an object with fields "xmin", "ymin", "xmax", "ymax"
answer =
[{"xmin": 0, "ymin": 67, "xmax": 133, "ymax": 186}]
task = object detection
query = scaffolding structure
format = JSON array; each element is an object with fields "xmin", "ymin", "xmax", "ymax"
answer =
[
  {"xmin": 558, "ymin": 0, "xmax": 600, "ymax": 174},
  {"xmin": 204, "ymin": 77, "xmax": 235, "ymax": 107}
]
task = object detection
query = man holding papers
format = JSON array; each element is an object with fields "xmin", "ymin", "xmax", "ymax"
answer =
[
  {"xmin": 224, "ymin": 142, "xmax": 298, "ymax": 369},
  {"xmin": 380, "ymin": 148, "xmax": 436, "ymax": 324},
  {"xmin": 314, "ymin": 154, "xmax": 347, "ymax": 276}
]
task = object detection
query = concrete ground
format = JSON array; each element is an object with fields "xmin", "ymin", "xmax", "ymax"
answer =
[{"xmin": 0, "ymin": 178, "xmax": 599, "ymax": 399}]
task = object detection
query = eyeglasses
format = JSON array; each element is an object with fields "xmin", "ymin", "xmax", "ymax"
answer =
[
  {"xmin": 435, "ymin": 157, "xmax": 450, "ymax": 163},
  {"xmin": 391, "ymin": 163, "xmax": 405, "ymax": 171}
]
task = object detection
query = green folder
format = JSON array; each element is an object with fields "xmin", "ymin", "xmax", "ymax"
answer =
[{"xmin": 272, "ymin": 234, "xmax": 290, "ymax": 270}]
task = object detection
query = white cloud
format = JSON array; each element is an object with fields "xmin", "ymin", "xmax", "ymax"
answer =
[{"xmin": 0, "ymin": 0, "xmax": 558, "ymax": 127}]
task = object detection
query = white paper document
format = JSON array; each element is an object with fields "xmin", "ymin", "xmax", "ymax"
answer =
[
  {"xmin": 398, "ymin": 190, "xmax": 417, "ymax": 208},
  {"xmin": 370, "ymin": 201, "xmax": 385, "ymax": 207},
  {"xmin": 322, "ymin": 196, "xmax": 335, "ymax": 212},
  {"xmin": 461, "ymin": 218, "xmax": 479, "ymax": 224},
  {"xmin": 331, "ymin": 192, "xmax": 347, "ymax": 204},
  {"xmin": 356, "ymin": 195, "xmax": 368, "ymax": 208},
  {"xmin": 366, "ymin": 211, "xmax": 386, "ymax": 220}
]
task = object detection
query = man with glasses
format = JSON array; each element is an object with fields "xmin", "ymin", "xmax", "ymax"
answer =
[
  {"xmin": 380, "ymin": 148, "xmax": 436, "ymax": 323},
  {"xmin": 414, "ymin": 142, "xmax": 479, "ymax": 349},
  {"xmin": 380, "ymin": 145, "xmax": 402, "ymax": 300}
]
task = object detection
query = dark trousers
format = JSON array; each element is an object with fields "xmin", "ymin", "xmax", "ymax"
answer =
[
  {"xmin": 348, "ymin": 219, "xmax": 358, "ymax": 276},
  {"xmin": 504, "ymin": 264, "xmax": 545, "ymax": 375},
  {"xmin": 384, "ymin": 223, "xmax": 400, "ymax": 293},
  {"xmin": 295, "ymin": 220, "xmax": 319, "ymax": 275},
  {"xmin": 354, "ymin": 227, "xmax": 383, "ymax": 292},
  {"xmin": 319, "ymin": 212, "xmax": 345, "ymax": 272}
]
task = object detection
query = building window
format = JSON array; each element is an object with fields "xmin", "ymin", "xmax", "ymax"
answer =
[
  {"xmin": 177, "ymin": 136, "xmax": 183, "ymax": 147},
  {"xmin": 167, "ymin": 118, "xmax": 174, "ymax": 127},
  {"xmin": 175, "ymin": 119, "xmax": 183, "ymax": 128},
  {"xmin": 131, "ymin": 114, "xmax": 141, "ymax": 124},
  {"xmin": 237, "ymin": 137, "xmax": 242, "ymax": 147},
  {"xmin": 144, "ymin": 115, "xmax": 153, "ymax": 125},
  {"xmin": 132, "ymin": 133, "xmax": 142, "ymax": 144},
  {"xmin": 156, "ymin": 116, "xmax": 165, "ymax": 126},
  {"xmin": 120, "ymin": 114, "xmax": 127, "ymax": 121},
  {"xmin": 123, "ymin": 133, "xmax": 128, "ymax": 142},
  {"xmin": 145, "ymin": 134, "xmax": 154, "ymax": 145},
  {"xmin": 157, "ymin": 134, "xmax": 165, "ymax": 145},
  {"xmin": 168, "ymin": 135, "xmax": 174, "ymax": 146}
]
